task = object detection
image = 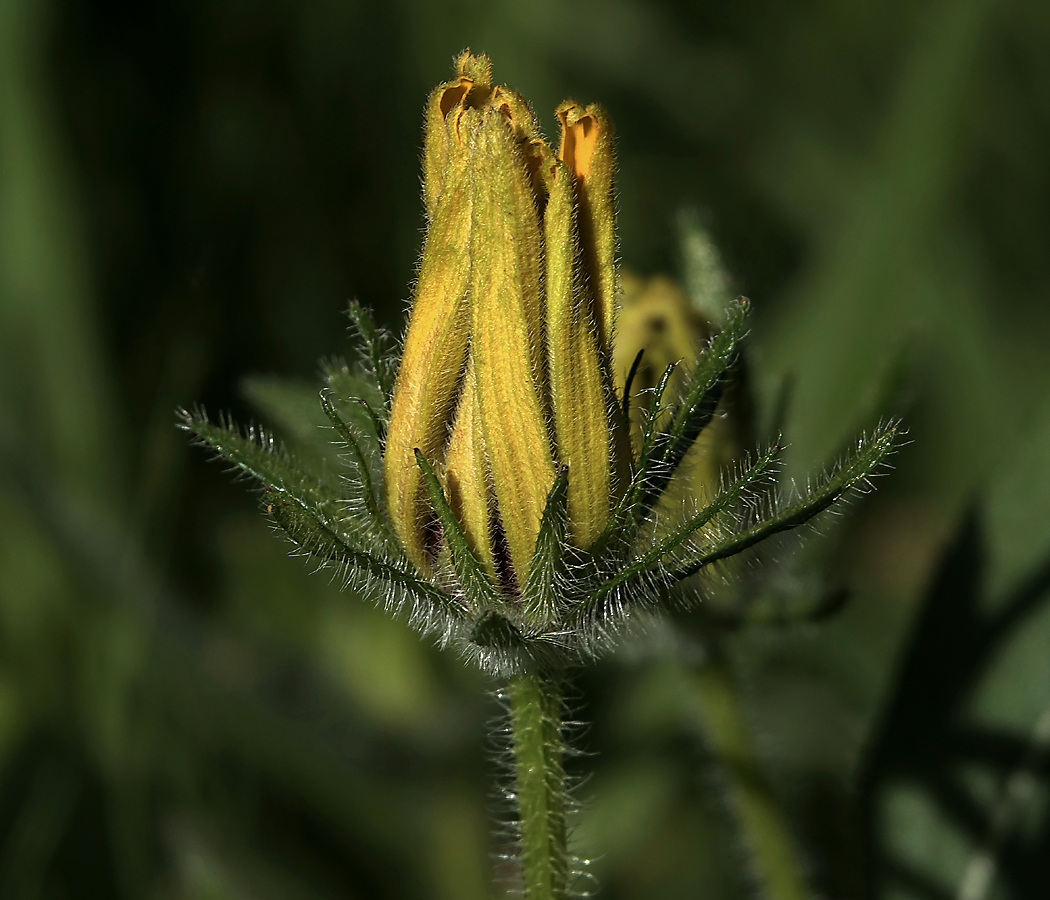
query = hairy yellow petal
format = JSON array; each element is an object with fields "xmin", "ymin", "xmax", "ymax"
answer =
[
  {"xmin": 470, "ymin": 110, "xmax": 555, "ymax": 582},
  {"xmin": 443, "ymin": 354, "xmax": 497, "ymax": 578},
  {"xmin": 384, "ymin": 111, "xmax": 477, "ymax": 573},
  {"xmin": 422, "ymin": 52, "xmax": 493, "ymax": 219},
  {"xmin": 557, "ymin": 102, "xmax": 617, "ymax": 353},
  {"xmin": 545, "ymin": 161, "xmax": 611, "ymax": 548}
]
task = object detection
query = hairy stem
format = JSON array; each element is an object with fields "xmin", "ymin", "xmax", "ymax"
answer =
[
  {"xmin": 688, "ymin": 654, "xmax": 810, "ymax": 900},
  {"xmin": 508, "ymin": 671, "xmax": 569, "ymax": 900}
]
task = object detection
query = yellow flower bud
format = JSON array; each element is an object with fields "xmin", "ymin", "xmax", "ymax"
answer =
[
  {"xmin": 190, "ymin": 51, "xmax": 899, "ymax": 687},
  {"xmin": 613, "ymin": 273, "xmax": 737, "ymax": 502},
  {"xmin": 385, "ymin": 52, "xmax": 629, "ymax": 588}
]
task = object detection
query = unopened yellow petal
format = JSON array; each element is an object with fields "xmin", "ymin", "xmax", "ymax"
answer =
[
  {"xmin": 444, "ymin": 355, "xmax": 497, "ymax": 578},
  {"xmin": 384, "ymin": 111, "xmax": 477, "ymax": 573},
  {"xmin": 490, "ymin": 86, "xmax": 553, "ymax": 208},
  {"xmin": 557, "ymin": 102, "xmax": 617, "ymax": 352},
  {"xmin": 423, "ymin": 52, "xmax": 493, "ymax": 219},
  {"xmin": 470, "ymin": 109, "xmax": 555, "ymax": 582},
  {"xmin": 545, "ymin": 161, "xmax": 611, "ymax": 548}
]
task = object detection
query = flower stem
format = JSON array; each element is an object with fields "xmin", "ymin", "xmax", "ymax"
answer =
[
  {"xmin": 508, "ymin": 671, "xmax": 569, "ymax": 900},
  {"xmin": 688, "ymin": 653, "xmax": 811, "ymax": 900}
]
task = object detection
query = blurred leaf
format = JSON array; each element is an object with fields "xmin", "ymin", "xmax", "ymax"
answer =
[
  {"xmin": 756, "ymin": 0, "xmax": 1002, "ymax": 500},
  {"xmin": 0, "ymin": 0, "xmax": 120, "ymax": 503},
  {"xmin": 863, "ymin": 464, "xmax": 1050, "ymax": 899},
  {"xmin": 0, "ymin": 754, "xmax": 81, "ymax": 898},
  {"xmin": 241, "ymin": 375, "xmax": 335, "ymax": 467},
  {"xmin": 985, "ymin": 397, "xmax": 1050, "ymax": 602}
]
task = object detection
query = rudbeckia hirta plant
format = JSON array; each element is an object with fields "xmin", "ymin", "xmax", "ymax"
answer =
[{"xmin": 184, "ymin": 51, "xmax": 896, "ymax": 899}]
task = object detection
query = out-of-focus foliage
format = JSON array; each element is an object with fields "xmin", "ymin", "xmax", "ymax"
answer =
[{"xmin": 0, "ymin": 0, "xmax": 1048, "ymax": 897}]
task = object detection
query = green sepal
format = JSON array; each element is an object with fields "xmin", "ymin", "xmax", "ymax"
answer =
[
  {"xmin": 265, "ymin": 491, "xmax": 464, "ymax": 621},
  {"xmin": 180, "ymin": 409, "xmax": 344, "ymax": 521},
  {"xmin": 351, "ymin": 398, "xmax": 386, "ymax": 451},
  {"xmin": 414, "ymin": 449, "xmax": 503, "ymax": 611},
  {"xmin": 346, "ymin": 300, "xmax": 397, "ymax": 409},
  {"xmin": 263, "ymin": 490, "xmax": 357, "ymax": 567},
  {"xmin": 620, "ymin": 348, "xmax": 645, "ymax": 422},
  {"xmin": 644, "ymin": 297, "xmax": 749, "ymax": 505},
  {"xmin": 184, "ymin": 409, "xmax": 469, "ymax": 629},
  {"xmin": 520, "ymin": 466, "xmax": 570, "ymax": 629},
  {"xmin": 667, "ymin": 422, "xmax": 898, "ymax": 581},
  {"xmin": 470, "ymin": 610, "xmax": 524, "ymax": 651},
  {"xmin": 577, "ymin": 442, "xmax": 780, "ymax": 620},
  {"xmin": 595, "ymin": 360, "xmax": 680, "ymax": 555},
  {"xmin": 635, "ymin": 360, "xmax": 681, "ymax": 485},
  {"xmin": 320, "ymin": 389, "xmax": 397, "ymax": 552}
]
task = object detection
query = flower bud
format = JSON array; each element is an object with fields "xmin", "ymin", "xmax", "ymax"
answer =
[
  {"xmin": 614, "ymin": 273, "xmax": 737, "ymax": 500},
  {"xmin": 384, "ymin": 52, "xmax": 628, "ymax": 588}
]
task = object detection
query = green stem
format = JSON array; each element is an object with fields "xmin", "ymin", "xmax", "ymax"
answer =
[
  {"xmin": 687, "ymin": 655, "xmax": 811, "ymax": 900},
  {"xmin": 508, "ymin": 671, "xmax": 569, "ymax": 900}
]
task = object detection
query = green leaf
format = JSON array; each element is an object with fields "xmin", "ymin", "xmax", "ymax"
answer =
[
  {"xmin": 866, "ymin": 399, "xmax": 1050, "ymax": 900},
  {"xmin": 865, "ymin": 512, "xmax": 1050, "ymax": 900}
]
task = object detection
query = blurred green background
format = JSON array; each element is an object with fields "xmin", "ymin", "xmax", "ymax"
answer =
[{"xmin": 1, "ymin": 0, "xmax": 1049, "ymax": 897}]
